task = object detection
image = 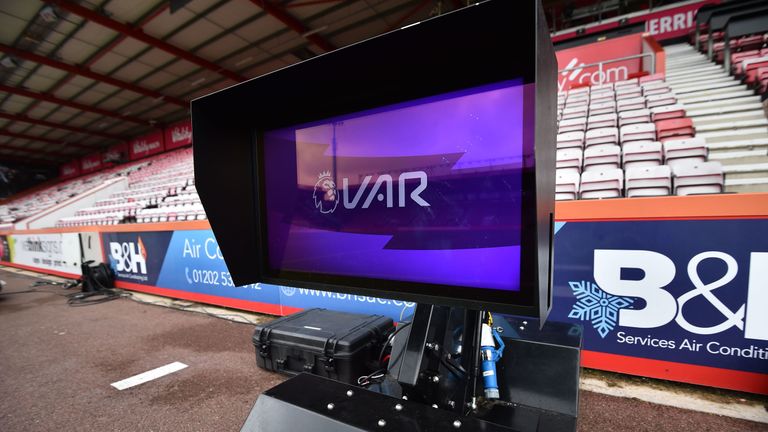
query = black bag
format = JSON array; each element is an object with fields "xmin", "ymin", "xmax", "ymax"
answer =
[
  {"xmin": 253, "ymin": 308, "xmax": 394, "ymax": 384},
  {"xmin": 80, "ymin": 261, "xmax": 115, "ymax": 293}
]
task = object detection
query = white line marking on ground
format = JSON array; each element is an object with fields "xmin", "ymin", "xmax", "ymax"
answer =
[
  {"xmin": 581, "ymin": 377, "xmax": 768, "ymax": 424},
  {"xmin": 111, "ymin": 361, "xmax": 188, "ymax": 391}
]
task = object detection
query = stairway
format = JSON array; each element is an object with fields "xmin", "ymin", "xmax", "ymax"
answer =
[{"xmin": 664, "ymin": 43, "xmax": 768, "ymax": 193}]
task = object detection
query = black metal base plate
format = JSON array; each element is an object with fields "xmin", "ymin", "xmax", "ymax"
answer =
[{"xmin": 241, "ymin": 373, "xmax": 577, "ymax": 432}]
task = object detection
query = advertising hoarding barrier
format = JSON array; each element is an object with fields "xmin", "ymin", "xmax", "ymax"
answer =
[{"xmin": 1, "ymin": 194, "xmax": 767, "ymax": 394}]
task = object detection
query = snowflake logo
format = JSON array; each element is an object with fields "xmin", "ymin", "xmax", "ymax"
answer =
[{"xmin": 568, "ymin": 280, "xmax": 634, "ymax": 338}]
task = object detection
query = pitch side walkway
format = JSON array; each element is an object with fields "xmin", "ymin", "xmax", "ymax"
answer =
[{"xmin": 0, "ymin": 268, "xmax": 765, "ymax": 432}]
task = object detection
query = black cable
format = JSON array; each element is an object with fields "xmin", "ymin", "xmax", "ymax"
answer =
[
  {"xmin": 66, "ymin": 289, "xmax": 122, "ymax": 307},
  {"xmin": 378, "ymin": 321, "xmax": 412, "ymax": 365}
]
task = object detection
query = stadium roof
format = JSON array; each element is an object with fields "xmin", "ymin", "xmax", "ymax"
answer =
[{"xmin": 0, "ymin": 0, "xmax": 471, "ymax": 166}]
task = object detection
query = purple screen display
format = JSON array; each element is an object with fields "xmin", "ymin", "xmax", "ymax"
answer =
[{"xmin": 262, "ymin": 81, "xmax": 529, "ymax": 291}]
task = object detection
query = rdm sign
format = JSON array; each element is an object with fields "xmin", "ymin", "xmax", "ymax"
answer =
[{"xmin": 551, "ymin": 219, "xmax": 768, "ymax": 391}]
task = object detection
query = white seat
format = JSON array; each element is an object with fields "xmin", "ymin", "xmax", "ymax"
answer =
[
  {"xmin": 617, "ymin": 97, "xmax": 646, "ymax": 112},
  {"xmin": 620, "ymin": 123, "xmax": 656, "ymax": 144},
  {"xmin": 616, "ymin": 85, "xmax": 643, "ymax": 100},
  {"xmin": 587, "ymin": 113, "xmax": 617, "ymax": 130},
  {"xmin": 580, "ymin": 168, "xmax": 624, "ymax": 199},
  {"xmin": 558, "ymin": 117, "xmax": 587, "ymax": 133},
  {"xmin": 623, "ymin": 141, "xmax": 663, "ymax": 169},
  {"xmin": 672, "ymin": 161, "xmax": 724, "ymax": 196},
  {"xmin": 556, "ymin": 148, "xmax": 583, "ymax": 173},
  {"xmin": 663, "ymin": 137, "xmax": 707, "ymax": 167},
  {"xmin": 557, "ymin": 131, "xmax": 585, "ymax": 149},
  {"xmin": 583, "ymin": 144, "xmax": 621, "ymax": 172},
  {"xmin": 625, "ymin": 165, "xmax": 672, "ymax": 197},
  {"xmin": 591, "ymin": 83, "xmax": 614, "ymax": 91},
  {"xmin": 562, "ymin": 105, "xmax": 588, "ymax": 120},
  {"xmin": 646, "ymin": 93, "xmax": 676, "ymax": 109},
  {"xmin": 555, "ymin": 169, "xmax": 580, "ymax": 201},
  {"xmin": 585, "ymin": 127, "xmax": 619, "ymax": 147},
  {"xmin": 618, "ymin": 109, "xmax": 651, "ymax": 127},
  {"xmin": 589, "ymin": 100, "xmax": 616, "ymax": 116},
  {"xmin": 568, "ymin": 86, "xmax": 590, "ymax": 95},
  {"xmin": 590, "ymin": 89, "xmax": 615, "ymax": 103},
  {"xmin": 614, "ymin": 78, "xmax": 639, "ymax": 88},
  {"xmin": 643, "ymin": 85, "xmax": 671, "ymax": 97}
]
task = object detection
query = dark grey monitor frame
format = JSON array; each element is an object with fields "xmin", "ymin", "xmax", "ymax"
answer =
[{"xmin": 191, "ymin": 0, "xmax": 556, "ymax": 320}]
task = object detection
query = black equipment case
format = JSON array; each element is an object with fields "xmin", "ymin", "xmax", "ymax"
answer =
[{"xmin": 253, "ymin": 308, "xmax": 394, "ymax": 384}]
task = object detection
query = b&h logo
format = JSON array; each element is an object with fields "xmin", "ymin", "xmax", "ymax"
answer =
[{"xmin": 109, "ymin": 237, "xmax": 148, "ymax": 274}]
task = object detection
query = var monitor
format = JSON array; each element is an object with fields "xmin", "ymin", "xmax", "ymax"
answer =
[{"xmin": 192, "ymin": 0, "xmax": 556, "ymax": 320}]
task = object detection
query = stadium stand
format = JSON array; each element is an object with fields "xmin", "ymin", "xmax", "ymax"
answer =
[
  {"xmin": 555, "ymin": 71, "xmax": 727, "ymax": 200},
  {"xmin": 664, "ymin": 38, "xmax": 768, "ymax": 193},
  {"xmin": 0, "ymin": 147, "xmax": 197, "ymax": 229}
]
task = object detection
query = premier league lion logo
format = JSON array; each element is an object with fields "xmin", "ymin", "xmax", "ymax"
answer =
[{"xmin": 313, "ymin": 170, "xmax": 339, "ymax": 214}]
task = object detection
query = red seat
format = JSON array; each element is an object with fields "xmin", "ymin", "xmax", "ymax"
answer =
[
  {"xmin": 737, "ymin": 35, "xmax": 765, "ymax": 52},
  {"xmin": 656, "ymin": 118, "xmax": 695, "ymax": 141}
]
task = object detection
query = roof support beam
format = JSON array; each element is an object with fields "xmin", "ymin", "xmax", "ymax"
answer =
[
  {"xmin": 0, "ymin": 132, "xmax": 73, "ymax": 157},
  {"xmin": 0, "ymin": 112, "xmax": 119, "ymax": 143},
  {"xmin": 0, "ymin": 43, "xmax": 187, "ymax": 108},
  {"xmin": 389, "ymin": 0, "xmax": 432, "ymax": 31},
  {"xmin": 44, "ymin": 0, "xmax": 246, "ymax": 83},
  {"xmin": 249, "ymin": 0, "xmax": 336, "ymax": 52},
  {"xmin": 0, "ymin": 84, "xmax": 147, "ymax": 125}
]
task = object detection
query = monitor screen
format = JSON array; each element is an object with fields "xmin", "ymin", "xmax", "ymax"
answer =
[{"xmin": 261, "ymin": 80, "xmax": 529, "ymax": 293}]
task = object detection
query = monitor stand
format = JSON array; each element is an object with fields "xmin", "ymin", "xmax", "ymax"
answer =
[{"xmin": 241, "ymin": 304, "xmax": 582, "ymax": 432}]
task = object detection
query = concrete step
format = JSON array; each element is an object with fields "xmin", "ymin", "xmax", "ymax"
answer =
[
  {"xmin": 688, "ymin": 104, "xmax": 766, "ymax": 118},
  {"xmin": 666, "ymin": 73, "xmax": 731, "ymax": 86},
  {"xmin": 666, "ymin": 65, "xmax": 723, "ymax": 78},
  {"xmin": 673, "ymin": 80, "xmax": 743, "ymax": 95},
  {"xmin": 696, "ymin": 118, "xmax": 768, "ymax": 132},
  {"xmin": 666, "ymin": 69, "xmax": 724, "ymax": 82},
  {"xmin": 667, "ymin": 60, "xmax": 712, "ymax": 70},
  {"xmin": 681, "ymin": 93, "xmax": 760, "ymax": 107},
  {"xmin": 707, "ymin": 137, "xmax": 768, "ymax": 152},
  {"xmin": 722, "ymin": 162, "xmax": 768, "ymax": 180},
  {"xmin": 707, "ymin": 150, "xmax": 768, "ymax": 165},
  {"xmin": 678, "ymin": 86, "xmax": 752, "ymax": 101},
  {"xmin": 666, "ymin": 72, "xmax": 726, "ymax": 84},
  {"xmin": 698, "ymin": 126, "xmax": 768, "ymax": 143},
  {"xmin": 724, "ymin": 177, "xmax": 768, "ymax": 193}
]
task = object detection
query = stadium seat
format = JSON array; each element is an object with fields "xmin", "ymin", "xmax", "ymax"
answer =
[
  {"xmin": 616, "ymin": 85, "xmax": 643, "ymax": 100},
  {"xmin": 558, "ymin": 117, "xmax": 587, "ymax": 133},
  {"xmin": 589, "ymin": 100, "xmax": 616, "ymax": 116},
  {"xmin": 643, "ymin": 84, "xmax": 672, "ymax": 97},
  {"xmin": 584, "ymin": 144, "xmax": 621, "ymax": 172},
  {"xmin": 556, "ymin": 148, "xmax": 583, "ymax": 173},
  {"xmin": 645, "ymin": 93, "xmax": 676, "ymax": 109},
  {"xmin": 672, "ymin": 161, "xmax": 724, "ymax": 196},
  {"xmin": 623, "ymin": 141, "xmax": 663, "ymax": 170},
  {"xmin": 620, "ymin": 123, "xmax": 656, "ymax": 143},
  {"xmin": 590, "ymin": 89, "xmax": 615, "ymax": 103},
  {"xmin": 656, "ymin": 118, "xmax": 695, "ymax": 142},
  {"xmin": 562, "ymin": 104, "xmax": 588, "ymax": 120},
  {"xmin": 663, "ymin": 137, "xmax": 708, "ymax": 168},
  {"xmin": 625, "ymin": 165, "xmax": 672, "ymax": 197},
  {"xmin": 617, "ymin": 97, "xmax": 646, "ymax": 112},
  {"xmin": 557, "ymin": 131, "xmax": 585, "ymax": 149},
  {"xmin": 555, "ymin": 169, "xmax": 580, "ymax": 201},
  {"xmin": 650, "ymin": 104, "xmax": 685, "ymax": 122},
  {"xmin": 619, "ymin": 109, "xmax": 651, "ymax": 127},
  {"xmin": 587, "ymin": 113, "xmax": 617, "ymax": 130},
  {"xmin": 585, "ymin": 127, "xmax": 619, "ymax": 147},
  {"xmin": 580, "ymin": 168, "xmax": 624, "ymax": 199}
]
